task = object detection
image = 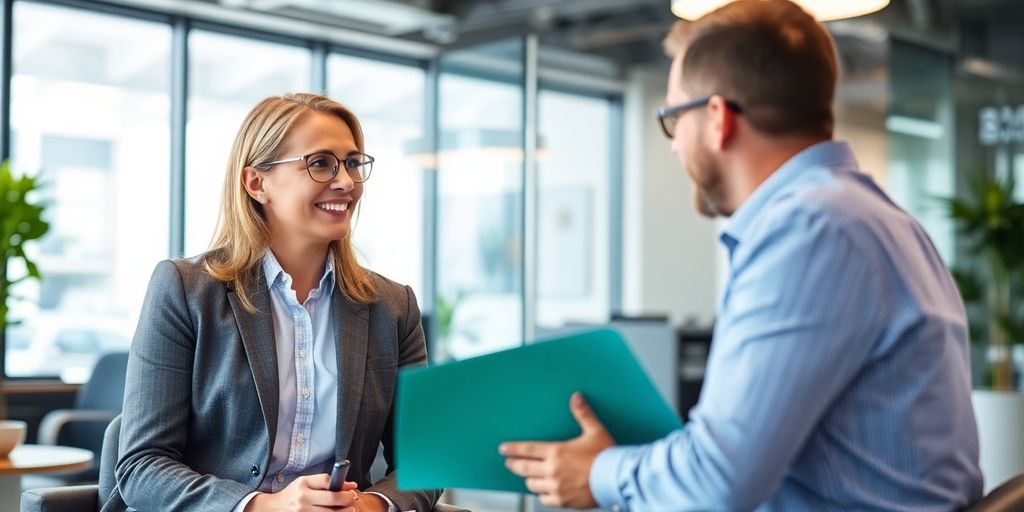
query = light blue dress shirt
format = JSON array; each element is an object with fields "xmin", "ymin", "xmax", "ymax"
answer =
[
  {"xmin": 234, "ymin": 251, "xmax": 396, "ymax": 511},
  {"xmin": 590, "ymin": 141, "xmax": 983, "ymax": 511}
]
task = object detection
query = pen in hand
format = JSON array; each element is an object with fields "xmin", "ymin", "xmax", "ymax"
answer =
[{"xmin": 328, "ymin": 459, "xmax": 351, "ymax": 492}]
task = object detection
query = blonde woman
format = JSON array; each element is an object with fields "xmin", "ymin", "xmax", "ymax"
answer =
[{"xmin": 104, "ymin": 93, "xmax": 440, "ymax": 512}]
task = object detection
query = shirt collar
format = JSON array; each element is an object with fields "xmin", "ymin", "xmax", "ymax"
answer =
[
  {"xmin": 261, "ymin": 249, "xmax": 336, "ymax": 295},
  {"xmin": 721, "ymin": 140, "xmax": 859, "ymax": 249}
]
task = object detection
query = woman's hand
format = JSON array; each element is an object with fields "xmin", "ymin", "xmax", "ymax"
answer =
[
  {"xmin": 353, "ymin": 491, "xmax": 389, "ymax": 512},
  {"xmin": 245, "ymin": 474, "xmax": 359, "ymax": 511}
]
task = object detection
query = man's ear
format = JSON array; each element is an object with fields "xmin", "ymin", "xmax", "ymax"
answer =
[
  {"xmin": 706, "ymin": 94, "xmax": 738, "ymax": 151},
  {"xmin": 241, "ymin": 166, "xmax": 266, "ymax": 204}
]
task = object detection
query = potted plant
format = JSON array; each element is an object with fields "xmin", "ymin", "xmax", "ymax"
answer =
[
  {"xmin": 941, "ymin": 171, "xmax": 1024, "ymax": 390},
  {"xmin": 940, "ymin": 170, "xmax": 1024, "ymax": 491},
  {"xmin": 0, "ymin": 161, "xmax": 50, "ymax": 419}
]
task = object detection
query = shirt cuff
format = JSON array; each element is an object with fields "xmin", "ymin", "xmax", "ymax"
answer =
[
  {"xmin": 365, "ymin": 491, "xmax": 398, "ymax": 512},
  {"xmin": 590, "ymin": 446, "xmax": 644, "ymax": 511},
  {"xmin": 232, "ymin": 491, "xmax": 261, "ymax": 512}
]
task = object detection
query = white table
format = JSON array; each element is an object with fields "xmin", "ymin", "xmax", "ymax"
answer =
[{"xmin": 0, "ymin": 445, "xmax": 93, "ymax": 512}]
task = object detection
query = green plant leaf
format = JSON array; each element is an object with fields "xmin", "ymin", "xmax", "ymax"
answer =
[
  {"xmin": 25, "ymin": 259, "xmax": 40, "ymax": 279},
  {"xmin": 0, "ymin": 159, "xmax": 48, "ymax": 327}
]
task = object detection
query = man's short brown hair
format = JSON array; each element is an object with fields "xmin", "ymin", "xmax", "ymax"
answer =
[{"xmin": 664, "ymin": 0, "xmax": 838, "ymax": 138}]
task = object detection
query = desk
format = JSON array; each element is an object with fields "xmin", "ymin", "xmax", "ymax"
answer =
[{"xmin": 0, "ymin": 445, "xmax": 92, "ymax": 512}]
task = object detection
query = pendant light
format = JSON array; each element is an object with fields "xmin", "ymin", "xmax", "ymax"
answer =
[{"xmin": 671, "ymin": 0, "xmax": 890, "ymax": 21}]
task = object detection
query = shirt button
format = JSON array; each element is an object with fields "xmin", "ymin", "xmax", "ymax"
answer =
[
  {"xmin": 298, "ymin": 349, "xmax": 306, "ymax": 359},
  {"xmin": 297, "ymin": 433, "xmax": 305, "ymax": 445},
  {"xmin": 302, "ymin": 388, "xmax": 311, "ymax": 399},
  {"xmin": 276, "ymin": 474, "xmax": 284, "ymax": 484},
  {"xmin": 250, "ymin": 465, "xmax": 260, "ymax": 477}
]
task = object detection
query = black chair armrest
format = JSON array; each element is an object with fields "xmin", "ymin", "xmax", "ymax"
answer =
[
  {"xmin": 21, "ymin": 484, "xmax": 99, "ymax": 512},
  {"xmin": 37, "ymin": 410, "xmax": 119, "ymax": 446},
  {"xmin": 434, "ymin": 503, "xmax": 471, "ymax": 512}
]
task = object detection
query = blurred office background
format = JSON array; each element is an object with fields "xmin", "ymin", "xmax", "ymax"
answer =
[{"xmin": 1, "ymin": 0, "xmax": 1023, "ymax": 510}]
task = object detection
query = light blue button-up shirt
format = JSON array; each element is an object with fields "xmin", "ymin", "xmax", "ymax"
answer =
[
  {"xmin": 262, "ymin": 249, "xmax": 339, "ymax": 493},
  {"xmin": 591, "ymin": 141, "xmax": 983, "ymax": 511},
  {"xmin": 234, "ymin": 251, "xmax": 396, "ymax": 511}
]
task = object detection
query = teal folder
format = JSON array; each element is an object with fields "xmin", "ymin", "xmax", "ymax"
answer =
[{"xmin": 396, "ymin": 328, "xmax": 684, "ymax": 493}]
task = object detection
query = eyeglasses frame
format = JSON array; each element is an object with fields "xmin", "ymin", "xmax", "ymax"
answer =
[
  {"xmin": 254, "ymin": 151, "xmax": 375, "ymax": 183},
  {"xmin": 656, "ymin": 96, "xmax": 744, "ymax": 139}
]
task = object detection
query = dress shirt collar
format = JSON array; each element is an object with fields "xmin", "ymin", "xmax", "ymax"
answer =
[
  {"xmin": 261, "ymin": 248, "xmax": 336, "ymax": 296},
  {"xmin": 720, "ymin": 140, "xmax": 859, "ymax": 250}
]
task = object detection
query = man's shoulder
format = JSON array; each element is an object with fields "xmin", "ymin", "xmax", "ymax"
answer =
[{"xmin": 760, "ymin": 168, "xmax": 899, "ymax": 239}]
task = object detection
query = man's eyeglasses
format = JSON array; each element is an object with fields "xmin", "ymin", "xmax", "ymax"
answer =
[
  {"xmin": 254, "ymin": 151, "xmax": 375, "ymax": 183},
  {"xmin": 656, "ymin": 96, "xmax": 744, "ymax": 139}
]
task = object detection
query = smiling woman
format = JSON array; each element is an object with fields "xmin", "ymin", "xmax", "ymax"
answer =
[{"xmin": 108, "ymin": 93, "xmax": 441, "ymax": 512}]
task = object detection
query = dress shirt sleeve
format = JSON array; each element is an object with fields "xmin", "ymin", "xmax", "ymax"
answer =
[
  {"xmin": 590, "ymin": 209, "xmax": 886, "ymax": 511},
  {"xmin": 231, "ymin": 492, "xmax": 260, "ymax": 512},
  {"xmin": 366, "ymin": 491, "xmax": 398, "ymax": 512}
]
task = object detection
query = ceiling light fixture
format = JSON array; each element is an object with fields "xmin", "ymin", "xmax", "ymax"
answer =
[{"xmin": 671, "ymin": 0, "xmax": 890, "ymax": 21}]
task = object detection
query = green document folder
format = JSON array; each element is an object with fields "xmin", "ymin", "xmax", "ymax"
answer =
[{"xmin": 396, "ymin": 328, "xmax": 684, "ymax": 493}]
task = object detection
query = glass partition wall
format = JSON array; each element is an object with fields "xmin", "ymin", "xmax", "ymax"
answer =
[{"xmin": 433, "ymin": 39, "xmax": 527, "ymax": 363}]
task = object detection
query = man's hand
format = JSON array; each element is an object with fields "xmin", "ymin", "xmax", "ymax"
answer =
[{"xmin": 500, "ymin": 392, "xmax": 615, "ymax": 509}]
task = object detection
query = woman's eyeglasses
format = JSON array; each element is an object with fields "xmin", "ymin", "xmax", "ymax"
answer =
[{"xmin": 255, "ymin": 151, "xmax": 375, "ymax": 183}]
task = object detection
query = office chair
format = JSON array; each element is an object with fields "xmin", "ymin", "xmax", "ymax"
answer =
[
  {"xmin": 22, "ymin": 415, "xmax": 470, "ymax": 512},
  {"xmin": 967, "ymin": 474, "xmax": 1024, "ymax": 512},
  {"xmin": 36, "ymin": 351, "xmax": 129, "ymax": 484}
]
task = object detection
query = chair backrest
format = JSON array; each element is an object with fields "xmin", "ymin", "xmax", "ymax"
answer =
[
  {"xmin": 97, "ymin": 415, "xmax": 122, "ymax": 510},
  {"xmin": 57, "ymin": 352, "xmax": 128, "ymax": 473},
  {"xmin": 967, "ymin": 474, "xmax": 1024, "ymax": 512},
  {"xmin": 76, "ymin": 352, "xmax": 129, "ymax": 410}
]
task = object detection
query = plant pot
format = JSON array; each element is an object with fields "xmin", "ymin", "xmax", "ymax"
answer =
[{"xmin": 972, "ymin": 389, "xmax": 1024, "ymax": 492}]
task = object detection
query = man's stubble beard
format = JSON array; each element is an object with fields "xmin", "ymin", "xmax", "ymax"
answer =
[{"xmin": 689, "ymin": 144, "xmax": 725, "ymax": 218}]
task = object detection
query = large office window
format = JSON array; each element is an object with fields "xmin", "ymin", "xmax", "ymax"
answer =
[
  {"xmin": 183, "ymin": 30, "xmax": 310, "ymax": 256},
  {"xmin": 435, "ymin": 39, "xmax": 525, "ymax": 363},
  {"xmin": 536, "ymin": 90, "xmax": 614, "ymax": 329},
  {"xmin": 328, "ymin": 55, "xmax": 426, "ymax": 296},
  {"xmin": 6, "ymin": 2, "xmax": 172, "ymax": 381}
]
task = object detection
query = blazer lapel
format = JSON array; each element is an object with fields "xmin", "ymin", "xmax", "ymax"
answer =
[
  {"xmin": 228, "ymin": 268, "xmax": 280, "ymax": 455},
  {"xmin": 335, "ymin": 287, "xmax": 368, "ymax": 459}
]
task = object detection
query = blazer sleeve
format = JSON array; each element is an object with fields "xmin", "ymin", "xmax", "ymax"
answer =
[
  {"xmin": 365, "ymin": 284, "xmax": 443, "ymax": 511},
  {"xmin": 114, "ymin": 260, "xmax": 253, "ymax": 511}
]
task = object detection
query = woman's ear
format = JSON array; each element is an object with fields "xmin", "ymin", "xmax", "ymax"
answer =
[{"xmin": 241, "ymin": 166, "xmax": 266, "ymax": 204}]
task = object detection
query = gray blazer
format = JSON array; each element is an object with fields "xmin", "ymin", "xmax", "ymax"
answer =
[{"xmin": 101, "ymin": 254, "xmax": 441, "ymax": 512}]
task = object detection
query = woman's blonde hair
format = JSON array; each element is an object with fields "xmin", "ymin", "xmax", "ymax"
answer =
[{"xmin": 205, "ymin": 92, "xmax": 377, "ymax": 312}]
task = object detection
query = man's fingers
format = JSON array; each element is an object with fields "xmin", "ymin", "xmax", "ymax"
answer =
[
  {"xmin": 505, "ymin": 457, "xmax": 548, "ymax": 478},
  {"xmin": 500, "ymin": 441, "xmax": 553, "ymax": 459},
  {"xmin": 538, "ymin": 493, "xmax": 566, "ymax": 509},
  {"xmin": 524, "ymin": 477, "xmax": 554, "ymax": 495},
  {"xmin": 569, "ymin": 392, "xmax": 608, "ymax": 435}
]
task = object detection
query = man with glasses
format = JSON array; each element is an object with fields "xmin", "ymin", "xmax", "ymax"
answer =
[{"xmin": 501, "ymin": 1, "xmax": 983, "ymax": 510}]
